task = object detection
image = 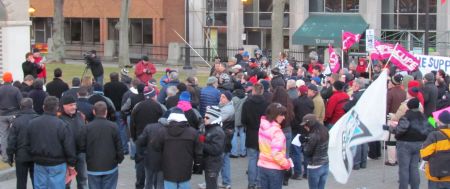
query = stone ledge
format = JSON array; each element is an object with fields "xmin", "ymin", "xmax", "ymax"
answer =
[{"xmin": 0, "ymin": 167, "xmax": 15, "ymax": 182}]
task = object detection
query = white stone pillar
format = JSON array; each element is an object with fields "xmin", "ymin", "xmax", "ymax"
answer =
[
  {"xmin": 289, "ymin": 0, "xmax": 309, "ymax": 61},
  {"xmin": 1, "ymin": 21, "xmax": 31, "ymax": 81},
  {"xmin": 437, "ymin": 2, "xmax": 450, "ymax": 56},
  {"xmin": 359, "ymin": 0, "xmax": 382, "ymax": 37},
  {"xmin": 227, "ymin": 0, "xmax": 244, "ymax": 52},
  {"xmin": 189, "ymin": 0, "xmax": 205, "ymax": 49}
]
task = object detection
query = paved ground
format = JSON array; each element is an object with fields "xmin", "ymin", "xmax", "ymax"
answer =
[{"xmin": 0, "ymin": 154, "xmax": 427, "ymax": 189}]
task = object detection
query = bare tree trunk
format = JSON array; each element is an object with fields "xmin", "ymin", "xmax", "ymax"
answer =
[
  {"xmin": 118, "ymin": 0, "xmax": 131, "ymax": 68},
  {"xmin": 271, "ymin": 0, "xmax": 286, "ymax": 58},
  {"xmin": 49, "ymin": 0, "xmax": 65, "ymax": 63}
]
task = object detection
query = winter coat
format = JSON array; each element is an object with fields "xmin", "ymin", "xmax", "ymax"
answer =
[
  {"xmin": 271, "ymin": 75, "xmax": 286, "ymax": 89},
  {"xmin": 257, "ymin": 117, "xmax": 290, "ymax": 170},
  {"xmin": 27, "ymin": 112, "xmax": 76, "ymax": 166},
  {"xmin": 423, "ymin": 81, "xmax": 439, "ymax": 117},
  {"xmin": 152, "ymin": 121, "xmax": 203, "ymax": 182},
  {"xmin": 28, "ymin": 88, "xmax": 48, "ymax": 115},
  {"xmin": 343, "ymin": 89, "xmax": 365, "ymax": 112},
  {"xmin": 395, "ymin": 110, "xmax": 432, "ymax": 142},
  {"xmin": 0, "ymin": 83, "xmax": 23, "ymax": 116},
  {"xmin": 62, "ymin": 87, "xmax": 80, "ymax": 99},
  {"xmin": 325, "ymin": 91, "xmax": 349, "ymax": 125},
  {"xmin": 136, "ymin": 123, "xmax": 164, "ymax": 171},
  {"xmin": 86, "ymin": 57, "xmax": 104, "ymax": 77},
  {"xmin": 311, "ymin": 93, "xmax": 325, "ymax": 124},
  {"xmin": 242, "ymin": 95, "xmax": 269, "ymax": 150},
  {"xmin": 157, "ymin": 80, "xmax": 180, "ymax": 105},
  {"xmin": 287, "ymin": 88, "xmax": 298, "ymax": 100},
  {"xmin": 59, "ymin": 112, "xmax": 85, "ymax": 153},
  {"xmin": 220, "ymin": 102, "xmax": 235, "ymax": 153},
  {"xmin": 88, "ymin": 93, "xmax": 116, "ymax": 121},
  {"xmin": 46, "ymin": 78, "xmax": 69, "ymax": 99},
  {"xmin": 130, "ymin": 99, "xmax": 164, "ymax": 141},
  {"xmin": 199, "ymin": 86, "xmax": 221, "ymax": 116},
  {"xmin": 203, "ymin": 124, "xmax": 226, "ymax": 171},
  {"xmin": 303, "ymin": 123, "xmax": 329, "ymax": 166},
  {"xmin": 7, "ymin": 109, "xmax": 39, "ymax": 162},
  {"xmin": 293, "ymin": 95, "xmax": 314, "ymax": 134},
  {"xmin": 104, "ymin": 81, "xmax": 129, "ymax": 110},
  {"xmin": 420, "ymin": 128, "xmax": 450, "ymax": 182},
  {"xmin": 232, "ymin": 96, "xmax": 247, "ymax": 127},
  {"xmin": 79, "ymin": 117, "xmax": 124, "ymax": 172},
  {"xmin": 22, "ymin": 60, "xmax": 42, "ymax": 79},
  {"xmin": 387, "ymin": 86, "xmax": 406, "ymax": 114},
  {"xmin": 76, "ymin": 98, "xmax": 94, "ymax": 122},
  {"xmin": 390, "ymin": 98, "xmax": 424, "ymax": 122},
  {"xmin": 134, "ymin": 61, "xmax": 156, "ymax": 84}
]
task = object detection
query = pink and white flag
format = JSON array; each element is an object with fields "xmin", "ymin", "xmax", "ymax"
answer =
[
  {"xmin": 389, "ymin": 43, "xmax": 420, "ymax": 72},
  {"xmin": 342, "ymin": 32, "xmax": 361, "ymax": 51},
  {"xmin": 328, "ymin": 44, "xmax": 341, "ymax": 73},
  {"xmin": 370, "ymin": 40, "xmax": 394, "ymax": 60}
]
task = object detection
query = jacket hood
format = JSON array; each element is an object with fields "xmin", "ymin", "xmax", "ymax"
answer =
[
  {"xmin": 259, "ymin": 116, "xmax": 279, "ymax": 131},
  {"xmin": 248, "ymin": 95, "xmax": 265, "ymax": 104},
  {"xmin": 167, "ymin": 121, "xmax": 189, "ymax": 137}
]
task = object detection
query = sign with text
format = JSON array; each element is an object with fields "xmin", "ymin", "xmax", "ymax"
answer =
[
  {"xmin": 417, "ymin": 54, "xmax": 450, "ymax": 74},
  {"xmin": 365, "ymin": 29, "xmax": 375, "ymax": 52}
]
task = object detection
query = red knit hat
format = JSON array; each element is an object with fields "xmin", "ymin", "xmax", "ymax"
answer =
[
  {"xmin": 2, "ymin": 72, "xmax": 13, "ymax": 83},
  {"xmin": 298, "ymin": 85, "xmax": 308, "ymax": 95},
  {"xmin": 408, "ymin": 80, "xmax": 421, "ymax": 89}
]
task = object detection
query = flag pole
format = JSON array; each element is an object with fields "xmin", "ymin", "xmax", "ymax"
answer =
[
  {"xmin": 384, "ymin": 42, "xmax": 399, "ymax": 69},
  {"xmin": 341, "ymin": 30, "xmax": 345, "ymax": 70},
  {"xmin": 368, "ymin": 54, "xmax": 373, "ymax": 81}
]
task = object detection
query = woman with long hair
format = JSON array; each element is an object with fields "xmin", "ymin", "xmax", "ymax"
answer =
[
  {"xmin": 271, "ymin": 86, "xmax": 295, "ymax": 185},
  {"xmin": 301, "ymin": 114, "xmax": 329, "ymax": 189},
  {"xmin": 257, "ymin": 103, "xmax": 292, "ymax": 189}
]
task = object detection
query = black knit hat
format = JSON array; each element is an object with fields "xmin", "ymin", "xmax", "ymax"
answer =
[
  {"xmin": 407, "ymin": 98, "xmax": 420, "ymax": 110},
  {"xmin": 61, "ymin": 95, "xmax": 76, "ymax": 105},
  {"xmin": 333, "ymin": 81, "xmax": 345, "ymax": 91}
]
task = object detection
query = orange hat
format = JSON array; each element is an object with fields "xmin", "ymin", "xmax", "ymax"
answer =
[{"xmin": 2, "ymin": 72, "xmax": 13, "ymax": 83}]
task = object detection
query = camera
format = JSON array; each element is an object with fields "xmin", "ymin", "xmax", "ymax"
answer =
[{"xmin": 83, "ymin": 52, "xmax": 92, "ymax": 59}]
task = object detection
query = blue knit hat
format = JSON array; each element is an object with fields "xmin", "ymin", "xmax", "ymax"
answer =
[{"xmin": 179, "ymin": 91, "xmax": 191, "ymax": 102}]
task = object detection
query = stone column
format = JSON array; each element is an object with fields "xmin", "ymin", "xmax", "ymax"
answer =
[
  {"xmin": 227, "ymin": 0, "xmax": 244, "ymax": 52},
  {"xmin": 289, "ymin": 0, "xmax": 309, "ymax": 61},
  {"xmin": 190, "ymin": 0, "xmax": 205, "ymax": 48},
  {"xmin": 359, "ymin": 0, "xmax": 382, "ymax": 37},
  {"xmin": 1, "ymin": 21, "xmax": 31, "ymax": 81},
  {"xmin": 437, "ymin": 2, "xmax": 450, "ymax": 56}
]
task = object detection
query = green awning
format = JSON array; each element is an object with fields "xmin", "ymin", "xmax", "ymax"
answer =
[{"xmin": 292, "ymin": 14, "xmax": 369, "ymax": 46}]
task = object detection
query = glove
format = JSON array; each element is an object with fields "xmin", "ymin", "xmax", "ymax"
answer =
[
  {"xmin": 7, "ymin": 156, "xmax": 14, "ymax": 167},
  {"xmin": 192, "ymin": 161, "xmax": 203, "ymax": 175}
]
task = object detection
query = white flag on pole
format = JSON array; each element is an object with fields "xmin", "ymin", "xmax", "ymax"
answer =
[{"xmin": 328, "ymin": 70, "xmax": 387, "ymax": 184}]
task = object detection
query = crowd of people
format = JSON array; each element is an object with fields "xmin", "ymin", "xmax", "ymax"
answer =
[{"xmin": 0, "ymin": 48, "xmax": 449, "ymax": 189}]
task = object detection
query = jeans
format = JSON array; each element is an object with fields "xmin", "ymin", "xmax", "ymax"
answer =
[
  {"xmin": 221, "ymin": 152, "xmax": 231, "ymax": 186},
  {"xmin": 163, "ymin": 180, "xmax": 191, "ymax": 189},
  {"xmin": 368, "ymin": 141, "xmax": 381, "ymax": 159},
  {"xmin": 428, "ymin": 181, "xmax": 450, "ymax": 189},
  {"xmin": 116, "ymin": 111, "xmax": 129, "ymax": 154},
  {"xmin": 145, "ymin": 168, "xmax": 164, "ymax": 189},
  {"xmin": 258, "ymin": 167, "xmax": 284, "ymax": 189},
  {"xmin": 396, "ymin": 141, "xmax": 422, "ymax": 189},
  {"xmin": 290, "ymin": 144, "xmax": 302, "ymax": 175},
  {"xmin": 307, "ymin": 163, "xmax": 329, "ymax": 189},
  {"xmin": 94, "ymin": 74, "xmax": 104, "ymax": 86},
  {"xmin": 88, "ymin": 170, "xmax": 119, "ymax": 189},
  {"xmin": 353, "ymin": 143, "xmax": 368, "ymax": 168},
  {"xmin": 16, "ymin": 161, "xmax": 34, "ymax": 189},
  {"xmin": 284, "ymin": 130, "xmax": 292, "ymax": 157},
  {"xmin": 34, "ymin": 163, "xmax": 67, "ymax": 189},
  {"xmin": 205, "ymin": 170, "xmax": 219, "ymax": 189},
  {"xmin": 0, "ymin": 115, "xmax": 13, "ymax": 161},
  {"xmin": 128, "ymin": 116, "xmax": 136, "ymax": 158},
  {"xmin": 247, "ymin": 148, "xmax": 259, "ymax": 187},
  {"xmin": 231, "ymin": 127, "xmax": 246, "ymax": 156},
  {"xmin": 135, "ymin": 146, "xmax": 146, "ymax": 189}
]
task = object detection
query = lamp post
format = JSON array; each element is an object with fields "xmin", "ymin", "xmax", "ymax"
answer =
[
  {"xmin": 29, "ymin": 6, "xmax": 36, "ymax": 50},
  {"xmin": 424, "ymin": 0, "xmax": 430, "ymax": 55},
  {"xmin": 183, "ymin": 0, "xmax": 192, "ymax": 70}
]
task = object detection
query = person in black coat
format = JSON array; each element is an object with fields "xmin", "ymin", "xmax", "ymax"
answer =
[
  {"xmin": 241, "ymin": 83, "xmax": 269, "ymax": 188},
  {"xmin": 88, "ymin": 83, "xmax": 116, "ymax": 121},
  {"xmin": 76, "ymin": 87, "xmax": 94, "ymax": 122},
  {"xmin": 28, "ymin": 79, "xmax": 48, "ymax": 115},
  {"xmin": 104, "ymin": 72, "xmax": 129, "ymax": 111},
  {"xmin": 46, "ymin": 68, "xmax": 69, "ymax": 99},
  {"xmin": 136, "ymin": 122, "xmax": 165, "ymax": 189},
  {"xmin": 62, "ymin": 77, "xmax": 81, "ymax": 99},
  {"xmin": 7, "ymin": 98, "xmax": 39, "ymax": 189},
  {"xmin": 22, "ymin": 52, "xmax": 42, "ymax": 79},
  {"xmin": 78, "ymin": 101, "xmax": 124, "ymax": 189},
  {"xmin": 130, "ymin": 91, "xmax": 164, "ymax": 189},
  {"xmin": 19, "ymin": 75, "xmax": 35, "ymax": 97},
  {"xmin": 271, "ymin": 68, "xmax": 286, "ymax": 89},
  {"xmin": 85, "ymin": 50, "xmax": 104, "ymax": 85},
  {"xmin": 422, "ymin": 73, "xmax": 439, "ymax": 117},
  {"xmin": 152, "ymin": 108, "xmax": 203, "ymax": 187}
]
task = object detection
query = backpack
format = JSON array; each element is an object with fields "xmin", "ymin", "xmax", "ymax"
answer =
[{"xmin": 428, "ymin": 130, "xmax": 450, "ymax": 178}]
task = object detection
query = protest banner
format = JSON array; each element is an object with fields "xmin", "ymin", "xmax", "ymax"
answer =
[{"xmin": 416, "ymin": 54, "xmax": 450, "ymax": 74}]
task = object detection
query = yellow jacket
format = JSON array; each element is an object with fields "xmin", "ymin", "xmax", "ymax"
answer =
[{"xmin": 420, "ymin": 128, "xmax": 450, "ymax": 182}]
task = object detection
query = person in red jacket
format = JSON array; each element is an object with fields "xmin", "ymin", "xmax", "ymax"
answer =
[
  {"xmin": 355, "ymin": 58, "xmax": 367, "ymax": 75},
  {"xmin": 134, "ymin": 56, "xmax": 156, "ymax": 84},
  {"xmin": 324, "ymin": 80, "xmax": 349, "ymax": 129},
  {"xmin": 33, "ymin": 48, "xmax": 46, "ymax": 82}
]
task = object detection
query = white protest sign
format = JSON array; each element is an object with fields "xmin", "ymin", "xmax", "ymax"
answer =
[
  {"xmin": 416, "ymin": 54, "xmax": 450, "ymax": 74},
  {"xmin": 365, "ymin": 29, "xmax": 375, "ymax": 52}
]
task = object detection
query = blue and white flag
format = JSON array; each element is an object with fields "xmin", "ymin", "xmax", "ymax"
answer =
[{"xmin": 328, "ymin": 70, "xmax": 387, "ymax": 184}]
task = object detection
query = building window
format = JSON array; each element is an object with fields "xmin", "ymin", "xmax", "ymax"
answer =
[
  {"xmin": 310, "ymin": 0, "xmax": 359, "ymax": 13},
  {"xmin": 206, "ymin": 0, "xmax": 227, "ymax": 27},
  {"xmin": 130, "ymin": 18, "xmax": 153, "ymax": 45},
  {"xmin": 242, "ymin": 0, "xmax": 290, "ymax": 28},
  {"xmin": 64, "ymin": 18, "xmax": 100, "ymax": 44},
  {"xmin": 32, "ymin": 17, "xmax": 53, "ymax": 43},
  {"xmin": 107, "ymin": 18, "xmax": 119, "ymax": 41},
  {"xmin": 381, "ymin": 0, "xmax": 437, "ymax": 30}
]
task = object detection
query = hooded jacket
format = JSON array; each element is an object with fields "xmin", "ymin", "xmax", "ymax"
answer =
[
  {"xmin": 420, "ymin": 128, "xmax": 450, "ymax": 182},
  {"xmin": 152, "ymin": 121, "xmax": 202, "ymax": 182},
  {"xmin": 325, "ymin": 91, "xmax": 349, "ymax": 125},
  {"xmin": 136, "ymin": 123, "xmax": 164, "ymax": 171},
  {"xmin": 293, "ymin": 95, "xmax": 315, "ymax": 134},
  {"xmin": 242, "ymin": 95, "xmax": 269, "ymax": 150},
  {"xmin": 130, "ymin": 99, "xmax": 164, "ymax": 141},
  {"xmin": 257, "ymin": 117, "xmax": 290, "ymax": 170},
  {"xmin": 303, "ymin": 122, "xmax": 329, "ymax": 166},
  {"xmin": 203, "ymin": 123, "xmax": 225, "ymax": 171},
  {"xmin": 59, "ymin": 111, "xmax": 85, "ymax": 153}
]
